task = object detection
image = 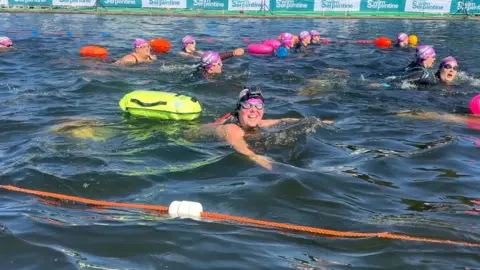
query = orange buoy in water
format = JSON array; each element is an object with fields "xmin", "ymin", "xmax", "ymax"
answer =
[
  {"xmin": 374, "ymin": 37, "xmax": 392, "ymax": 48},
  {"xmin": 149, "ymin": 38, "xmax": 171, "ymax": 54},
  {"xmin": 79, "ymin": 45, "xmax": 108, "ymax": 58}
]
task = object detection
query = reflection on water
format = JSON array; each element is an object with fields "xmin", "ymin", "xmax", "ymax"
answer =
[{"xmin": 0, "ymin": 14, "xmax": 479, "ymax": 269}]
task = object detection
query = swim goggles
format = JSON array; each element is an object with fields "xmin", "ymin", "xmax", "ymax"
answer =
[
  {"xmin": 443, "ymin": 64, "xmax": 458, "ymax": 71},
  {"xmin": 240, "ymin": 101, "xmax": 264, "ymax": 110}
]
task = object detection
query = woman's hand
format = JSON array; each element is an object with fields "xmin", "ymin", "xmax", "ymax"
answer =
[{"xmin": 250, "ymin": 155, "xmax": 273, "ymax": 170}]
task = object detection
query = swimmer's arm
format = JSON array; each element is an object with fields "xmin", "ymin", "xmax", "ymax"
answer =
[
  {"xmin": 396, "ymin": 111, "xmax": 467, "ymax": 123},
  {"xmin": 216, "ymin": 124, "xmax": 272, "ymax": 170},
  {"xmin": 219, "ymin": 48, "xmax": 244, "ymax": 60},
  {"xmin": 259, "ymin": 118, "xmax": 299, "ymax": 127}
]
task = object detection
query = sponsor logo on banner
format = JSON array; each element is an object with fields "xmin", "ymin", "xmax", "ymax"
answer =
[
  {"xmin": 273, "ymin": 0, "xmax": 313, "ymax": 10},
  {"xmin": 52, "ymin": 0, "xmax": 95, "ymax": 6},
  {"xmin": 314, "ymin": 0, "xmax": 361, "ymax": 10},
  {"xmin": 102, "ymin": 0, "xmax": 141, "ymax": 6},
  {"xmin": 228, "ymin": 0, "xmax": 262, "ymax": 10},
  {"xmin": 405, "ymin": 0, "xmax": 452, "ymax": 12},
  {"xmin": 9, "ymin": 0, "xmax": 51, "ymax": 4},
  {"xmin": 189, "ymin": 0, "xmax": 225, "ymax": 9},
  {"xmin": 450, "ymin": 0, "xmax": 480, "ymax": 12},
  {"xmin": 142, "ymin": 0, "xmax": 187, "ymax": 8},
  {"xmin": 360, "ymin": 0, "xmax": 403, "ymax": 10}
]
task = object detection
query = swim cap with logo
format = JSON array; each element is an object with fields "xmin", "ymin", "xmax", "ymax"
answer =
[
  {"xmin": 310, "ymin": 30, "xmax": 320, "ymax": 37},
  {"xmin": 201, "ymin": 51, "xmax": 220, "ymax": 69},
  {"xmin": 182, "ymin": 35, "xmax": 195, "ymax": 47},
  {"xmin": 416, "ymin": 45, "xmax": 436, "ymax": 61},
  {"xmin": 299, "ymin": 31, "xmax": 311, "ymax": 41},
  {"xmin": 397, "ymin": 33, "xmax": 408, "ymax": 43}
]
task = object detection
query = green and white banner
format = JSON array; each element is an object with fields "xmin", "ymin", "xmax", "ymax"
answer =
[
  {"xmin": 228, "ymin": 0, "xmax": 263, "ymax": 10},
  {"xmin": 449, "ymin": 0, "xmax": 480, "ymax": 12},
  {"xmin": 314, "ymin": 0, "xmax": 361, "ymax": 11},
  {"xmin": 187, "ymin": 0, "xmax": 226, "ymax": 9},
  {"xmin": 100, "ymin": 0, "xmax": 142, "ymax": 7},
  {"xmin": 405, "ymin": 0, "xmax": 451, "ymax": 12},
  {"xmin": 272, "ymin": 0, "xmax": 314, "ymax": 11},
  {"xmin": 142, "ymin": 0, "xmax": 187, "ymax": 8},
  {"xmin": 52, "ymin": 0, "xmax": 95, "ymax": 6},
  {"xmin": 360, "ymin": 0, "xmax": 404, "ymax": 11},
  {"xmin": 9, "ymin": 0, "xmax": 51, "ymax": 5}
]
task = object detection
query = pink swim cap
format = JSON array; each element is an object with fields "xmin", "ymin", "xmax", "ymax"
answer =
[
  {"xmin": 416, "ymin": 45, "xmax": 436, "ymax": 61},
  {"xmin": 397, "ymin": 33, "xmax": 408, "ymax": 43},
  {"xmin": 182, "ymin": 35, "xmax": 195, "ymax": 47},
  {"xmin": 281, "ymin": 33, "xmax": 294, "ymax": 47},
  {"xmin": 134, "ymin": 38, "xmax": 148, "ymax": 49},
  {"xmin": 470, "ymin": 94, "xmax": 480, "ymax": 115},
  {"xmin": 440, "ymin": 56, "xmax": 457, "ymax": 68},
  {"xmin": 299, "ymin": 31, "xmax": 311, "ymax": 41},
  {"xmin": 310, "ymin": 30, "xmax": 320, "ymax": 37},
  {"xmin": 201, "ymin": 51, "xmax": 220, "ymax": 69},
  {"xmin": 0, "ymin": 36, "xmax": 13, "ymax": 48}
]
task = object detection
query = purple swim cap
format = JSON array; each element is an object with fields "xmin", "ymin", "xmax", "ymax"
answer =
[
  {"xmin": 416, "ymin": 45, "xmax": 436, "ymax": 61},
  {"xmin": 281, "ymin": 33, "xmax": 294, "ymax": 46},
  {"xmin": 397, "ymin": 33, "xmax": 408, "ymax": 43},
  {"xmin": 440, "ymin": 56, "xmax": 458, "ymax": 68},
  {"xmin": 201, "ymin": 51, "xmax": 220, "ymax": 69},
  {"xmin": 134, "ymin": 38, "xmax": 148, "ymax": 49},
  {"xmin": 299, "ymin": 31, "xmax": 311, "ymax": 41},
  {"xmin": 0, "ymin": 36, "xmax": 13, "ymax": 48},
  {"xmin": 310, "ymin": 30, "xmax": 320, "ymax": 37},
  {"xmin": 470, "ymin": 94, "xmax": 480, "ymax": 115},
  {"xmin": 182, "ymin": 35, "xmax": 195, "ymax": 47}
]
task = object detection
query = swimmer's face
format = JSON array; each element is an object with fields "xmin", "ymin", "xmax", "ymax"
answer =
[
  {"xmin": 423, "ymin": 56, "xmax": 435, "ymax": 68},
  {"xmin": 186, "ymin": 41, "xmax": 196, "ymax": 52},
  {"xmin": 439, "ymin": 63, "xmax": 458, "ymax": 84},
  {"xmin": 239, "ymin": 101, "xmax": 264, "ymax": 128},
  {"xmin": 303, "ymin": 36, "xmax": 311, "ymax": 44},
  {"xmin": 136, "ymin": 44, "xmax": 151, "ymax": 56},
  {"xmin": 399, "ymin": 40, "xmax": 408, "ymax": 47},
  {"xmin": 312, "ymin": 36, "xmax": 320, "ymax": 43},
  {"xmin": 208, "ymin": 60, "xmax": 222, "ymax": 74}
]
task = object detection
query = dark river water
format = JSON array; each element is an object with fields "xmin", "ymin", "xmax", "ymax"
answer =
[{"xmin": 0, "ymin": 13, "xmax": 479, "ymax": 269}]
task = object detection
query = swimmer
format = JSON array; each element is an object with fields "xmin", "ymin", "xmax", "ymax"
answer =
[
  {"xmin": 211, "ymin": 87, "xmax": 334, "ymax": 170},
  {"xmin": 370, "ymin": 56, "xmax": 458, "ymax": 88},
  {"xmin": 294, "ymin": 31, "xmax": 312, "ymax": 53},
  {"xmin": 275, "ymin": 33, "xmax": 295, "ymax": 57},
  {"xmin": 402, "ymin": 45, "xmax": 436, "ymax": 85},
  {"xmin": 310, "ymin": 30, "xmax": 321, "ymax": 44},
  {"xmin": 114, "ymin": 39, "xmax": 157, "ymax": 66},
  {"xmin": 395, "ymin": 33, "xmax": 409, "ymax": 48},
  {"xmin": 395, "ymin": 94, "xmax": 480, "ymax": 130},
  {"xmin": 0, "ymin": 36, "xmax": 13, "ymax": 49},
  {"xmin": 179, "ymin": 35, "xmax": 203, "ymax": 57},
  {"xmin": 50, "ymin": 118, "xmax": 112, "ymax": 141},
  {"xmin": 198, "ymin": 49, "xmax": 244, "ymax": 77}
]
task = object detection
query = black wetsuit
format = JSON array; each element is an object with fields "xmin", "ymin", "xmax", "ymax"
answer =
[
  {"xmin": 294, "ymin": 42, "xmax": 309, "ymax": 53},
  {"xmin": 401, "ymin": 61, "xmax": 439, "ymax": 86}
]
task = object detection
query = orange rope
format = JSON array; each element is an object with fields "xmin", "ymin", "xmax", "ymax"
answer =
[
  {"xmin": 0, "ymin": 185, "xmax": 168, "ymax": 212},
  {"xmin": 1, "ymin": 185, "xmax": 479, "ymax": 247}
]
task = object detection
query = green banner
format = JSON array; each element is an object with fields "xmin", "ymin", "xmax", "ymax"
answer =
[
  {"xmin": 360, "ymin": 0, "xmax": 404, "ymax": 11},
  {"xmin": 450, "ymin": 0, "xmax": 480, "ymax": 12},
  {"xmin": 100, "ymin": 0, "xmax": 142, "ymax": 7},
  {"xmin": 271, "ymin": 0, "xmax": 313, "ymax": 11},
  {"xmin": 9, "ymin": 0, "xmax": 51, "ymax": 5},
  {"xmin": 187, "ymin": 0, "xmax": 226, "ymax": 9}
]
